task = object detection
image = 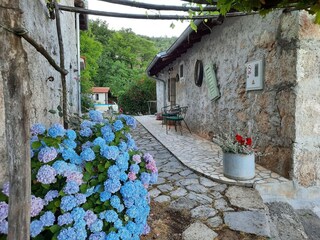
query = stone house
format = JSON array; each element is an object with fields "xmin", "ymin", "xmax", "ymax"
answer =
[
  {"xmin": 147, "ymin": 10, "xmax": 320, "ymax": 188},
  {"xmin": 0, "ymin": 0, "xmax": 86, "ymax": 184}
]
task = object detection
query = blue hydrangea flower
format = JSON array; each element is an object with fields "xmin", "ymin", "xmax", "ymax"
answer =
[
  {"xmin": 125, "ymin": 221, "xmax": 137, "ymax": 234},
  {"xmin": 104, "ymin": 210, "xmax": 118, "ymax": 223},
  {"xmin": 150, "ymin": 172, "xmax": 158, "ymax": 184},
  {"xmin": 75, "ymin": 193, "xmax": 87, "ymax": 205},
  {"xmin": 110, "ymin": 195, "xmax": 121, "ymax": 210},
  {"xmin": 62, "ymin": 139, "xmax": 77, "ymax": 149},
  {"xmin": 120, "ymin": 172, "xmax": 128, "ymax": 182},
  {"xmin": 108, "ymin": 165, "xmax": 121, "ymax": 180},
  {"xmin": 123, "ymin": 198, "xmax": 135, "ymax": 208},
  {"xmin": 129, "ymin": 164, "xmax": 140, "ymax": 174},
  {"xmin": 89, "ymin": 110, "xmax": 103, "ymax": 122},
  {"xmin": 104, "ymin": 179, "xmax": 121, "ymax": 193},
  {"xmin": 84, "ymin": 210, "xmax": 97, "ymax": 227},
  {"xmin": 106, "ymin": 231, "xmax": 120, "ymax": 240},
  {"xmin": 36, "ymin": 165, "xmax": 57, "ymax": 184},
  {"xmin": 44, "ymin": 190, "xmax": 59, "ymax": 205},
  {"xmin": 101, "ymin": 124, "xmax": 112, "ymax": 135},
  {"xmin": 126, "ymin": 206, "xmax": 138, "ymax": 218},
  {"xmin": 118, "ymin": 141, "xmax": 127, "ymax": 152},
  {"xmin": 93, "ymin": 137, "xmax": 106, "ymax": 148},
  {"xmin": 52, "ymin": 160, "xmax": 68, "ymax": 174},
  {"xmin": 140, "ymin": 172, "xmax": 151, "ymax": 185},
  {"xmin": 61, "ymin": 195, "xmax": 77, "ymax": 212},
  {"xmin": 80, "ymin": 120, "xmax": 95, "ymax": 129},
  {"xmin": 48, "ymin": 123, "xmax": 65, "ymax": 138},
  {"xmin": 125, "ymin": 116, "xmax": 136, "ymax": 129},
  {"xmin": 66, "ymin": 129, "xmax": 77, "ymax": 140},
  {"xmin": 38, "ymin": 146, "xmax": 58, "ymax": 163},
  {"xmin": 113, "ymin": 120, "xmax": 124, "ymax": 131},
  {"xmin": 127, "ymin": 138, "xmax": 136, "ymax": 150},
  {"xmin": 116, "ymin": 155, "xmax": 129, "ymax": 172},
  {"xmin": 118, "ymin": 227, "xmax": 131, "ymax": 240},
  {"xmin": 31, "ymin": 123, "xmax": 46, "ymax": 135},
  {"xmin": 80, "ymin": 127, "xmax": 93, "ymax": 137},
  {"xmin": 31, "ymin": 195, "xmax": 44, "ymax": 217},
  {"xmin": 100, "ymin": 191, "xmax": 111, "ymax": 202},
  {"xmin": 30, "ymin": 220, "xmax": 44, "ymax": 237},
  {"xmin": 101, "ymin": 146, "xmax": 119, "ymax": 160},
  {"xmin": 114, "ymin": 219, "xmax": 123, "ymax": 229},
  {"xmin": 71, "ymin": 207, "xmax": 86, "ymax": 221},
  {"xmin": 89, "ymin": 219, "xmax": 103, "ymax": 233},
  {"xmin": 58, "ymin": 213, "xmax": 73, "ymax": 226},
  {"xmin": 0, "ymin": 202, "xmax": 8, "ymax": 222},
  {"xmin": 103, "ymin": 131, "xmax": 115, "ymax": 143},
  {"xmin": 0, "ymin": 220, "xmax": 8, "ymax": 234},
  {"xmin": 89, "ymin": 232, "xmax": 106, "ymax": 240},
  {"xmin": 82, "ymin": 141, "xmax": 94, "ymax": 150},
  {"xmin": 80, "ymin": 148, "xmax": 95, "ymax": 161},
  {"xmin": 85, "ymin": 186, "xmax": 95, "ymax": 197},
  {"xmin": 57, "ymin": 227, "xmax": 77, "ymax": 240},
  {"xmin": 120, "ymin": 181, "xmax": 135, "ymax": 199},
  {"xmin": 63, "ymin": 181, "xmax": 79, "ymax": 195},
  {"xmin": 40, "ymin": 211, "xmax": 55, "ymax": 227}
]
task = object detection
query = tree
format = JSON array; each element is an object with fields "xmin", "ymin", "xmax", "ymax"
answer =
[{"xmin": 80, "ymin": 30, "xmax": 103, "ymax": 93}]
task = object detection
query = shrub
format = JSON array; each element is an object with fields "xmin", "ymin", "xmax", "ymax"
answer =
[{"xmin": 0, "ymin": 111, "xmax": 158, "ymax": 239}]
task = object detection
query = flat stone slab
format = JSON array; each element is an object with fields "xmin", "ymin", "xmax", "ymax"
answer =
[
  {"xmin": 177, "ymin": 178, "xmax": 199, "ymax": 186},
  {"xmin": 170, "ymin": 188, "xmax": 188, "ymax": 198},
  {"xmin": 200, "ymin": 177, "xmax": 218, "ymax": 187},
  {"xmin": 154, "ymin": 195, "xmax": 171, "ymax": 203},
  {"xmin": 267, "ymin": 202, "xmax": 308, "ymax": 240},
  {"xmin": 186, "ymin": 184, "xmax": 208, "ymax": 193},
  {"xmin": 191, "ymin": 205, "xmax": 217, "ymax": 219},
  {"xmin": 214, "ymin": 198, "xmax": 233, "ymax": 212},
  {"xmin": 224, "ymin": 211, "xmax": 271, "ymax": 237},
  {"xmin": 180, "ymin": 169, "xmax": 194, "ymax": 176},
  {"xmin": 182, "ymin": 221, "xmax": 218, "ymax": 240},
  {"xmin": 226, "ymin": 186, "xmax": 266, "ymax": 210},
  {"xmin": 186, "ymin": 192, "xmax": 213, "ymax": 205},
  {"xmin": 149, "ymin": 188, "xmax": 161, "ymax": 198},
  {"xmin": 170, "ymin": 197, "xmax": 198, "ymax": 210},
  {"xmin": 158, "ymin": 184, "xmax": 174, "ymax": 193},
  {"xmin": 207, "ymin": 216, "xmax": 223, "ymax": 228}
]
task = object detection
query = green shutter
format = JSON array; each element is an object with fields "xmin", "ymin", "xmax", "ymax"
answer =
[{"xmin": 204, "ymin": 64, "xmax": 220, "ymax": 101}]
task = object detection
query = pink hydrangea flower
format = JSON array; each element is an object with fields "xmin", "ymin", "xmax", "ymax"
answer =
[
  {"xmin": 132, "ymin": 154, "xmax": 141, "ymax": 164},
  {"xmin": 128, "ymin": 172, "xmax": 137, "ymax": 181}
]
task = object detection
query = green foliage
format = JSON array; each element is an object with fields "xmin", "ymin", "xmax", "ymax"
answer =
[
  {"xmin": 118, "ymin": 78, "xmax": 156, "ymax": 115},
  {"xmin": 80, "ymin": 30, "xmax": 103, "ymax": 93},
  {"xmin": 81, "ymin": 94, "xmax": 94, "ymax": 113}
]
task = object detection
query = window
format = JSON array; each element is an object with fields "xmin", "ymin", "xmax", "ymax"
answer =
[
  {"xmin": 180, "ymin": 64, "xmax": 184, "ymax": 78},
  {"xmin": 168, "ymin": 78, "xmax": 176, "ymax": 105},
  {"xmin": 95, "ymin": 94, "xmax": 99, "ymax": 100}
]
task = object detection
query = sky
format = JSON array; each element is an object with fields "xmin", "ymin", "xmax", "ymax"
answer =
[{"xmin": 88, "ymin": 0, "xmax": 191, "ymax": 37}]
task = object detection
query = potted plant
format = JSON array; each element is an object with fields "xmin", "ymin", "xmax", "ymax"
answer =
[{"xmin": 213, "ymin": 133, "xmax": 256, "ymax": 180}]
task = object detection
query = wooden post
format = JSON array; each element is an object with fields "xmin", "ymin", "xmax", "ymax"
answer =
[{"xmin": 0, "ymin": 1, "xmax": 31, "ymax": 239}]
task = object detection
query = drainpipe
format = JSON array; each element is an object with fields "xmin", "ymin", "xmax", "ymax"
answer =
[
  {"xmin": 150, "ymin": 76, "xmax": 166, "ymax": 112},
  {"xmin": 76, "ymin": 12, "xmax": 81, "ymax": 115}
]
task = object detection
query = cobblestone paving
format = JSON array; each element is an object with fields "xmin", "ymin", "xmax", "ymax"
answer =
[
  {"xmin": 131, "ymin": 122, "xmax": 273, "ymax": 239},
  {"xmin": 135, "ymin": 115, "xmax": 289, "ymax": 187}
]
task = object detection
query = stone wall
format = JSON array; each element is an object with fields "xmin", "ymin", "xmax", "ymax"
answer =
[
  {"xmin": 0, "ymin": 0, "xmax": 80, "ymax": 185},
  {"xmin": 158, "ymin": 10, "xmax": 301, "ymax": 180},
  {"xmin": 293, "ymin": 12, "xmax": 320, "ymax": 186}
]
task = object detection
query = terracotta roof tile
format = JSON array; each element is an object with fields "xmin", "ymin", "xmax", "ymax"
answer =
[{"xmin": 92, "ymin": 87, "xmax": 110, "ymax": 93}]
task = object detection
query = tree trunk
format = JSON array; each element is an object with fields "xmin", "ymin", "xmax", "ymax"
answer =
[{"xmin": 0, "ymin": 1, "xmax": 31, "ymax": 239}]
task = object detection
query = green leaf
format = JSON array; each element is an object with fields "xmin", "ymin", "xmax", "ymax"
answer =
[
  {"xmin": 83, "ymin": 172, "xmax": 91, "ymax": 182},
  {"xmin": 57, "ymin": 105, "xmax": 62, "ymax": 111},
  {"xmin": 31, "ymin": 141, "xmax": 42, "ymax": 149},
  {"xmin": 190, "ymin": 21, "xmax": 197, "ymax": 32},
  {"xmin": 80, "ymin": 184, "xmax": 88, "ymax": 193},
  {"xmin": 98, "ymin": 163, "xmax": 105, "ymax": 172},
  {"xmin": 85, "ymin": 162, "xmax": 93, "ymax": 174},
  {"xmin": 58, "ymin": 112, "xmax": 63, "ymax": 118},
  {"xmin": 42, "ymin": 137, "xmax": 59, "ymax": 148},
  {"xmin": 315, "ymin": 11, "xmax": 320, "ymax": 24},
  {"xmin": 49, "ymin": 225, "xmax": 60, "ymax": 234}
]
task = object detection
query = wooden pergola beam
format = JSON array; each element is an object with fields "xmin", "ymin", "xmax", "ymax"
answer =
[
  {"xmin": 58, "ymin": 5, "xmax": 220, "ymax": 20},
  {"xmin": 98, "ymin": 0, "xmax": 218, "ymax": 12}
]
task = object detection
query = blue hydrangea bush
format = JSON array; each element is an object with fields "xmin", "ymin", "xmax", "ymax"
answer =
[{"xmin": 0, "ymin": 111, "xmax": 158, "ymax": 240}]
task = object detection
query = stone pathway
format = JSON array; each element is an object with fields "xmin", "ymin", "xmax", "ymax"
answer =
[
  {"xmin": 135, "ymin": 115, "xmax": 289, "ymax": 187},
  {"xmin": 131, "ymin": 119, "xmax": 319, "ymax": 240}
]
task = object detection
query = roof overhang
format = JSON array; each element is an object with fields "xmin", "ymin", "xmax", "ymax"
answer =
[{"xmin": 147, "ymin": 16, "xmax": 224, "ymax": 77}]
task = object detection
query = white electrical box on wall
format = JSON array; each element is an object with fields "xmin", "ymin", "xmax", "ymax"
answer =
[{"xmin": 245, "ymin": 59, "xmax": 264, "ymax": 91}]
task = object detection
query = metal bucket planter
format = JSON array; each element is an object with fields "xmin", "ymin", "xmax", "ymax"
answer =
[{"xmin": 223, "ymin": 152, "xmax": 255, "ymax": 180}]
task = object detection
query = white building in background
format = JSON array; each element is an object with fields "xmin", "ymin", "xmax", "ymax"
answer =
[{"xmin": 91, "ymin": 87, "xmax": 110, "ymax": 104}]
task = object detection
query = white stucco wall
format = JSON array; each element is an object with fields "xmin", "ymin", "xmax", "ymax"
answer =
[
  {"xmin": 0, "ymin": 0, "xmax": 80, "ymax": 185},
  {"xmin": 92, "ymin": 92, "xmax": 108, "ymax": 104}
]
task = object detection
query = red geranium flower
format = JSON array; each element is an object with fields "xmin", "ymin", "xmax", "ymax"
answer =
[
  {"xmin": 235, "ymin": 134, "xmax": 245, "ymax": 145},
  {"xmin": 246, "ymin": 137, "xmax": 252, "ymax": 146}
]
